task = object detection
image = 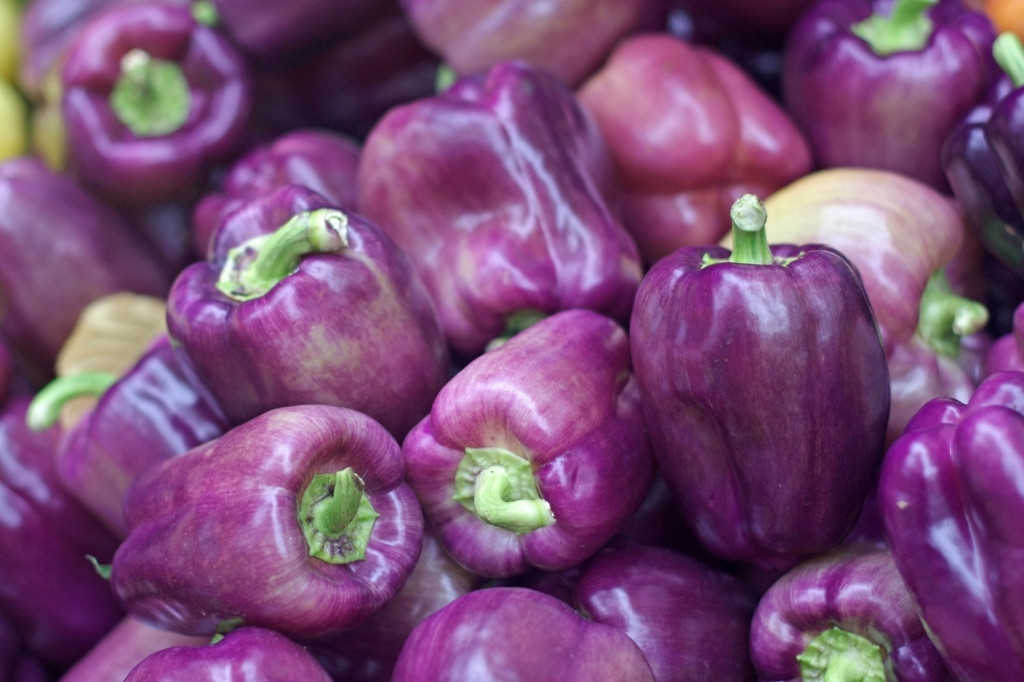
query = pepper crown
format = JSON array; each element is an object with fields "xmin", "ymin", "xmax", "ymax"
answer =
[
  {"xmin": 916, "ymin": 270, "xmax": 989, "ymax": 358},
  {"xmin": 25, "ymin": 371, "xmax": 119, "ymax": 431},
  {"xmin": 110, "ymin": 48, "xmax": 192, "ymax": 137},
  {"xmin": 453, "ymin": 446, "xmax": 555, "ymax": 534},
  {"xmin": 796, "ymin": 626, "xmax": 887, "ymax": 682},
  {"xmin": 850, "ymin": 0, "xmax": 938, "ymax": 56},
  {"xmin": 298, "ymin": 468, "xmax": 380, "ymax": 564}
]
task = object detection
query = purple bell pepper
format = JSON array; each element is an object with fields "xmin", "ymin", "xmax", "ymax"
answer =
[
  {"xmin": 27, "ymin": 334, "xmax": 231, "ymax": 537},
  {"xmin": 574, "ymin": 543, "xmax": 758, "ymax": 681},
  {"xmin": 402, "ymin": 308, "xmax": 655, "ymax": 577},
  {"xmin": 60, "ymin": 1, "xmax": 252, "ymax": 206},
  {"xmin": 749, "ymin": 544, "xmax": 951, "ymax": 681},
  {"xmin": 631, "ymin": 194, "xmax": 890, "ymax": 570},
  {"xmin": 0, "ymin": 157, "xmax": 170, "ymax": 383},
  {"xmin": 985, "ymin": 32, "xmax": 1024, "ymax": 268},
  {"xmin": 110, "ymin": 404, "xmax": 424, "ymax": 640},
  {"xmin": 124, "ymin": 627, "xmax": 332, "ymax": 681},
  {"xmin": 192, "ymin": 128, "xmax": 362, "ymax": 259},
  {"xmin": 391, "ymin": 586, "xmax": 656, "ymax": 681},
  {"xmin": 357, "ymin": 59, "xmax": 644, "ymax": 358},
  {"xmin": 879, "ymin": 369, "xmax": 1024, "ymax": 680},
  {"xmin": 166, "ymin": 189, "xmax": 450, "ymax": 440},
  {"xmin": 782, "ymin": 0, "xmax": 998, "ymax": 191}
]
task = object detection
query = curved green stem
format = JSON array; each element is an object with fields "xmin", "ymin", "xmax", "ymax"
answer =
[
  {"xmin": 26, "ymin": 371, "xmax": 118, "ymax": 431},
  {"xmin": 216, "ymin": 208, "xmax": 349, "ymax": 301},
  {"xmin": 850, "ymin": 0, "xmax": 938, "ymax": 56},
  {"xmin": 453, "ymin": 447, "xmax": 554, "ymax": 534},
  {"xmin": 109, "ymin": 48, "xmax": 191, "ymax": 137},
  {"xmin": 728, "ymin": 193, "xmax": 772, "ymax": 265},
  {"xmin": 994, "ymin": 32, "xmax": 1024, "ymax": 88},
  {"xmin": 299, "ymin": 468, "xmax": 379, "ymax": 564},
  {"xmin": 916, "ymin": 270, "xmax": 989, "ymax": 358},
  {"xmin": 796, "ymin": 627, "xmax": 887, "ymax": 682}
]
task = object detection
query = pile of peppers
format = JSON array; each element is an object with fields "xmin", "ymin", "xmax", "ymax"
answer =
[{"xmin": 4, "ymin": 0, "xmax": 1024, "ymax": 679}]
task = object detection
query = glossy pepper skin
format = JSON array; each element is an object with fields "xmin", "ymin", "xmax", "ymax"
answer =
[
  {"xmin": 576, "ymin": 33, "xmax": 813, "ymax": 265},
  {"xmin": 110, "ymin": 404, "xmax": 424, "ymax": 640},
  {"xmin": 879, "ymin": 370, "xmax": 1024, "ymax": 680},
  {"xmin": 783, "ymin": 0, "xmax": 998, "ymax": 192},
  {"xmin": 986, "ymin": 33, "xmax": 1024, "ymax": 271},
  {"xmin": 749, "ymin": 544, "xmax": 951, "ymax": 682},
  {"xmin": 402, "ymin": 309, "xmax": 655, "ymax": 578},
  {"xmin": 60, "ymin": 2, "xmax": 252, "ymax": 206},
  {"xmin": 631, "ymin": 195, "xmax": 890, "ymax": 570},
  {"xmin": 391, "ymin": 586, "xmax": 656, "ymax": 681},
  {"xmin": 357, "ymin": 59, "xmax": 644, "ymax": 358},
  {"xmin": 123, "ymin": 627, "xmax": 333, "ymax": 681},
  {"xmin": 166, "ymin": 189, "xmax": 450, "ymax": 440}
]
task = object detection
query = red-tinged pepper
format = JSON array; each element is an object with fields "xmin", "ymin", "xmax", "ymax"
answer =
[
  {"xmin": 879, "ymin": 370, "xmax": 1024, "ymax": 680},
  {"xmin": 632, "ymin": 194, "xmax": 890, "ymax": 570},
  {"xmin": 60, "ymin": 1, "xmax": 252, "ymax": 206},
  {"xmin": 576, "ymin": 32, "xmax": 813, "ymax": 264},
  {"xmin": 110, "ymin": 404, "xmax": 424, "ymax": 640}
]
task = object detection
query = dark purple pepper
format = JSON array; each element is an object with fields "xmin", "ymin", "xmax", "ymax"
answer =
[
  {"xmin": 985, "ymin": 33, "xmax": 1024, "ymax": 272},
  {"xmin": 391, "ymin": 586, "xmax": 656, "ymax": 681},
  {"xmin": 60, "ymin": 2, "xmax": 252, "ymax": 206},
  {"xmin": 402, "ymin": 309, "xmax": 655, "ymax": 578},
  {"xmin": 123, "ymin": 627, "xmax": 332, "ymax": 681},
  {"xmin": 630, "ymin": 194, "xmax": 890, "ymax": 570},
  {"xmin": 110, "ymin": 404, "xmax": 424, "ymax": 640}
]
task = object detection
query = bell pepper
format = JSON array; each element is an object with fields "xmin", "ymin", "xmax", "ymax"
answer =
[
  {"xmin": 574, "ymin": 543, "xmax": 758, "ymax": 681},
  {"xmin": 402, "ymin": 308, "xmax": 655, "ymax": 578},
  {"xmin": 166, "ymin": 188, "xmax": 450, "ymax": 440},
  {"xmin": 357, "ymin": 59, "xmax": 643, "ymax": 358},
  {"xmin": 879, "ymin": 369, "xmax": 1024, "ymax": 680},
  {"xmin": 110, "ymin": 403, "xmax": 424, "ymax": 640},
  {"xmin": 391, "ymin": 586, "xmax": 656, "ymax": 681},
  {"xmin": 0, "ymin": 157, "xmax": 171, "ymax": 384},
  {"xmin": 631, "ymin": 194, "xmax": 890, "ymax": 570},
  {"xmin": 60, "ymin": 1, "xmax": 252, "ymax": 206},
  {"xmin": 575, "ymin": 32, "xmax": 813, "ymax": 264},
  {"xmin": 782, "ymin": 0, "xmax": 998, "ymax": 192},
  {"xmin": 0, "ymin": 396, "xmax": 123, "ymax": 670},
  {"xmin": 123, "ymin": 627, "xmax": 333, "ymax": 681},
  {"xmin": 192, "ymin": 127, "xmax": 362, "ymax": 259},
  {"xmin": 733, "ymin": 167, "xmax": 990, "ymax": 443},
  {"xmin": 749, "ymin": 544, "xmax": 951, "ymax": 681},
  {"xmin": 985, "ymin": 33, "xmax": 1024, "ymax": 255}
]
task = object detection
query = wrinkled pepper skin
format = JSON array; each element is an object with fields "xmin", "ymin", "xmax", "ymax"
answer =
[
  {"xmin": 166, "ymin": 190, "xmax": 450, "ymax": 440},
  {"xmin": 110, "ymin": 404, "xmax": 424, "ymax": 640},
  {"xmin": 749, "ymin": 545, "xmax": 951, "ymax": 682},
  {"xmin": 0, "ymin": 157, "xmax": 171, "ymax": 382},
  {"xmin": 576, "ymin": 33, "xmax": 813, "ymax": 264},
  {"xmin": 123, "ymin": 627, "xmax": 333, "ymax": 682},
  {"xmin": 782, "ymin": 0, "xmax": 997, "ymax": 191},
  {"xmin": 192, "ymin": 128, "xmax": 362, "ymax": 259},
  {"xmin": 574, "ymin": 544, "xmax": 758, "ymax": 682},
  {"xmin": 60, "ymin": 2, "xmax": 252, "ymax": 206},
  {"xmin": 0, "ymin": 397, "xmax": 123, "ymax": 670},
  {"xmin": 879, "ymin": 370, "xmax": 1024, "ymax": 681},
  {"xmin": 402, "ymin": 309, "xmax": 655, "ymax": 578},
  {"xmin": 391, "ymin": 586, "xmax": 656, "ymax": 681},
  {"xmin": 357, "ymin": 60, "xmax": 643, "ymax": 358},
  {"xmin": 631, "ymin": 197, "xmax": 890, "ymax": 569}
]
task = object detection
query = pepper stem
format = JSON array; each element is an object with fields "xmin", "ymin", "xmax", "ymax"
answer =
[
  {"xmin": 109, "ymin": 48, "xmax": 191, "ymax": 137},
  {"xmin": 216, "ymin": 208, "xmax": 349, "ymax": 301},
  {"xmin": 796, "ymin": 627, "xmax": 887, "ymax": 682},
  {"xmin": 994, "ymin": 32, "xmax": 1024, "ymax": 88},
  {"xmin": 298, "ymin": 468, "xmax": 380, "ymax": 564},
  {"xmin": 453, "ymin": 447, "xmax": 554, "ymax": 534},
  {"xmin": 916, "ymin": 270, "xmax": 989, "ymax": 358},
  {"xmin": 850, "ymin": 0, "xmax": 938, "ymax": 56},
  {"xmin": 728, "ymin": 193, "xmax": 772, "ymax": 265},
  {"xmin": 26, "ymin": 371, "xmax": 118, "ymax": 431}
]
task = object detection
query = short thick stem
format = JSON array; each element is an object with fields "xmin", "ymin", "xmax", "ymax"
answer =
[
  {"xmin": 995, "ymin": 32, "xmax": 1024, "ymax": 88},
  {"xmin": 299, "ymin": 468, "xmax": 380, "ymax": 564},
  {"xmin": 26, "ymin": 371, "xmax": 118, "ymax": 431},
  {"xmin": 796, "ymin": 627, "xmax": 887, "ymax": 682},
  {"xmin": 850, "ymin": 0, "xmax": 938, "ymax": 56},
  {"xmin": 916, "ymin": 270, "xmax": 989, "ymax": 357},
  {"xmin": 109, "ymin": 48, "xmax": 191, "ymax": 137},
  {"xmin": 453, "ymin": 447, "xmax": 554, "ymax": 534},
  {"xmin": 727, "ymin": 193, "xmax": 772, "ymax": 265}
]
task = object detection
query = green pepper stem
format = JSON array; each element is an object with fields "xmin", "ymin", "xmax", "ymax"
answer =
[
  {"xmin": 796, "ymin": 627, "xmax": 887, "ymax": 682},
  {"xmin": 484, "ymin": 309, "xmax": 548, "ymax": 352},
  {"xmin": 298, "ymin": 468, "xmax": 379, "ymax": 564},
  {"xmin": 216, "ymin": 208, "xmax": 349, "ymax": 301},
  {"xmin": 728, "ymin": 193, "xmax": 772, "ymax": 265},
  {"xmin": 994, "ymin": 32, "xmax": 1024, "ymax": 88},
  {"xmin": 452, "ymin": 446, "xmax": 555, "ymax": 534},
  {"xmin": 109, "ymin": 48, "xmax": 191, "ymax": 137},
  {"xmin": 850, "ymin": 0, "xmax": 938, "ymax": 56},
  {"xmin": 190, "ymin": 0, "xmax": 219, "ymax": 26},
  {"xmin": 26, "ymin": 371, "xmax": 118, "ymax": 431},
  {"xmin": 916, "ymin": 270, "xmax": 989, "ymax": 358}
]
